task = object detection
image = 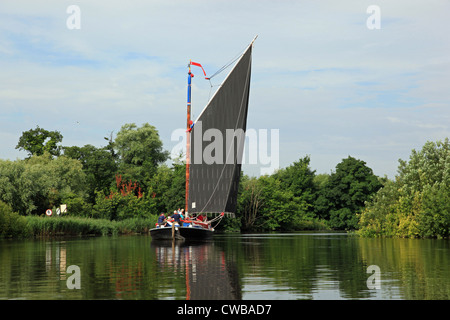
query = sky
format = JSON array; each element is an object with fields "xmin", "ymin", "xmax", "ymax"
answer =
[{"xmin": 1, "ymin": 0, "xmax": 449, "ymax": 178}]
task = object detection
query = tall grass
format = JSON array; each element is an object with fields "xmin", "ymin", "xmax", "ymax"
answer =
[{"xmin": 24, "ymin": 216, "xmax": 157, "ymax": 237}]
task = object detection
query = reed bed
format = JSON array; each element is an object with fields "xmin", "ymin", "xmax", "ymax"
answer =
[{"xmin": 25, "ymin": 216, "xmax": 157, "ymax": 237}]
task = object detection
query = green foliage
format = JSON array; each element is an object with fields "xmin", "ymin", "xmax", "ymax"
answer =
[
  {"xmin": 25, "ymin": 216, "xmax": 157, "ymax": 237},
  {"xmin": 259, "ymin": 175, "xmax": 309, "ymax": 231},
  {"xmin": 92, "ymin": 190, "xmax": 155, "ymax": 221},
  {"xmin": 64, "ymin": 144, "xmax": 117, "ymax": 203},
  {"xmin": 0, "ymin": 153, "xmax": 87, "ymax": 215},
  {"xmin": 147, "ymin": 160, "xmax": 186, "ymax": 214},
  {"xmin": 359, "ymin": 138, "xmax": 450, "ymax": 238},
  {"xmin": 114, "ymin": 123, "xmax": 169, "ymax": 189},
  {"xmin": 236, "ymin": 155, "xmax": 381, "ymax": 232},
  {"xmin": 115, "ymin": 217, "xmax": 157, "ymax": 234},
  {"xmin": 0, "ymin": 159, "xmax": 26, "ymax": 214},
  {"xmin": 16, "ymin": 126, "xmax": 63, "ymax": 157},
  {"xmin": 357, "ymin": 179, "xmax": 399, "ymax": 237},
  {"xmin": 313, "ymin": 173, "xmax": 330, "ymax": 189},
  {"xmin": 273, "ymin": 156, "xmax": 316, "ymax": 218},
  {"xmin": 217, "ymin": 215, "xmax": 242, "ymax": 232},
  {"xmin": 238, "ymin": 175, "xmax": 265, "ymax": 231},
  {"xmin": 237, "ymin": 156, "xmax": 321, "ymax": 232},
  {"xmin": 0, "ymin": 201, "xmax": 30, "ymax": 238},
  {"xmin": 60, "ymin": 191, "xmax": 92, "ymax": 217},
  {"xmin": 4, "ymin": 123, "xmax": 447, "ymax": 239},
  {"xmin": 315, "ymin": 156, "xmax": 382, "ymax": 230},
  {"xmin": 419, "ymin": 183, "xmax": 450, "ymax": 238}
]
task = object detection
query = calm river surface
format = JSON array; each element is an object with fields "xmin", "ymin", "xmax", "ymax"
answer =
[{"xmin": 0, "ymin": 233, "xmax": 448, "ymax": 300}]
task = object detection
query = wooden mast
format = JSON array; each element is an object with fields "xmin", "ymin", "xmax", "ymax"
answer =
[{"xmin": 185, "ymin": 61, "xmax": 192, "ymax": 215}]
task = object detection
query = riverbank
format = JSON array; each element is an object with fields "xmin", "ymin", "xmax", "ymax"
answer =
[{"xmin": 2, "ymin": 215, "xmax": 157, "ymax": 238}]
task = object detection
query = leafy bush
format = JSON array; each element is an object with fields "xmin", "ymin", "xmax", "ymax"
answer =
[
  {"xmin": 0, "ymin": 200, "xmax": 30, "ymax": 238},
  {"xmin": 0, "ymin": 154, "xmax": 87, "ymax": 216},
  {"xmin": 91, "ymin": 191, "xmax": 154, "ymax": 221},
  {"xmin": 359, "ymin": 139, "xmax": 450, "ymax": 238},
  {"xmin": 60, "ymin": 191, "xmax": 92, "ymax": 217}
]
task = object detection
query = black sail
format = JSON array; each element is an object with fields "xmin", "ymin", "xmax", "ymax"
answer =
[{"xmin": 188, "ymin": 44, "xmax": 252, "ymax": 215}]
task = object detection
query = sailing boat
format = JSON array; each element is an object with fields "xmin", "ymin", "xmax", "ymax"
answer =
[{"xmin": 150, "ymin": 37, "xmax": 256, "ymax": 241}]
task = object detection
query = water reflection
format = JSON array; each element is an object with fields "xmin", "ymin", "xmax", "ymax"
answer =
[
  {"xmin": 357, "ymin": 237, "xmax": 450, "ymax": 300},
  {"xmin": 45, "ymin": 241, "xmax": 67, "ymax": 280},
  {"xmin": 215, "ymin": 233, "xmax": 449, "ymax": 300},
  {"xmin": 151, "ymin": 240, "xmax": 241, "ymax": 300},
  {"xmin": 0, "ymin": 234, "xmax": 448, "ymax": 300}
]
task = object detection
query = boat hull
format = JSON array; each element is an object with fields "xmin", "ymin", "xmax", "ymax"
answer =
[{"xmin": 150, "ymin": 226, "xmax": 214, "ymax": 241}]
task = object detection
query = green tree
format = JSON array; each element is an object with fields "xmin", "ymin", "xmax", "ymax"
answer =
[
  {"xmin": 237, "ymin": 175, "xmax": 265, "ymax": 231},
  {"xmin": 317, "ymin": 156, "xmax": 382, "ymax": 230},
  {"xmin": 313, "ymin": 173, "xmax": 331, "ymax": 220},
  {"xmin": 0, "ymin": 153, "xmax": 87, "ymax": 215},
  {"xmin": 359, "ymin": 138, "xmax": 450, "ymax": 238},
  {"xmin": 64, "ymin": 144, "xmax": 118, "ymax": 203},
  {"xmin": 235, "ymin": 156, "xmax": 330, "ymax": 232},
  {"xmin": 273, "ymin": 155, "xmax": 317, "ymax": 216},
  {"xmin": 146, "ymin": 158, "xmax": 186, "ymax": 214},
  {"xmin": 236, "ymin": 156, "xmax": 317, "ymax": 231},
  {"xmin": 0, "ymin": 159, "xmax": 27, "ymax": 215},
  {"xmin": 357, "ymin": 179, "xmax": 399, "ymax": 237},
  {"xmin": 314, "ymin": 173, "xmax": 330, "ymax": 190},
  {"xmin": 16, "ymin": 126, "xmax": 63, "ymax": 157},
  {"xmin": 164, "ymin": 160, "xmax": 186, "ymax": 212},
  {"xmin": 114, "ymin": 123, "xmax": 169, "ymax": 189},
  {"xmin": 259, "ymin": 174, "xmax": 308, "ymax": 231}
]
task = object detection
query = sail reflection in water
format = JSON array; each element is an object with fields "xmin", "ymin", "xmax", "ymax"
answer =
[{"xmin": 152, "ymin": 241, "xmax": 241, "ymax": 300}]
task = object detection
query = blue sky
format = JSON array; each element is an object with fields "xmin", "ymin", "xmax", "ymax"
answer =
[{"xmin": 1, "ymin": 0, "xmax": 449, "ymax": 178}]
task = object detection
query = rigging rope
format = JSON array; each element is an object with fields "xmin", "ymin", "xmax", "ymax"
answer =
[
  {"xmin": 208, "ymin": 49, "xmax": 245, "ymax": 80},
  {"xmin": 205, "ymin": 50, "xmax": 246, "ymax": 104}
]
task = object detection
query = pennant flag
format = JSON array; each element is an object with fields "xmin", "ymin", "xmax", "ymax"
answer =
[{"xmin": 190, "ymin": 61, "xmax": 208, "ymax": 79}]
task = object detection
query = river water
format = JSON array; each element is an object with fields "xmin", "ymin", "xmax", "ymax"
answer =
[{"xmin": 0, "ymin": 233, "xmax": 448, "ymax": 300}]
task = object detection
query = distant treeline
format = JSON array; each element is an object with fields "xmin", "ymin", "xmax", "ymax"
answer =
[{"xmin": 0, "ymin": 124, "xmax": 448, "ymax": 238}]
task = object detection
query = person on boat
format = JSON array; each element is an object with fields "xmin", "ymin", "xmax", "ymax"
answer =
[
  {"xmin": 180, "ymin": 209, "xmax": 192, "ymax": 227},
  {"xmin": 157, "ymin": 212, "xmax": 167, "ymax": 227},
  {"xmin": 197, "ymin": 214, "xmax": 207, "ymax": 222},
  {"xmin": 180, "ymin": 208, "xmax": 185, "ymax": 219},
  {"xmin": 172, "ymin": 210, "xmax": 181, "ymax": 225}
]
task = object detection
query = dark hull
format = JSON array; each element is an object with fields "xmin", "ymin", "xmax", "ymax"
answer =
[{"xmin": 150, "ymin": 226, "xmax": 214, "ymax": 241}]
